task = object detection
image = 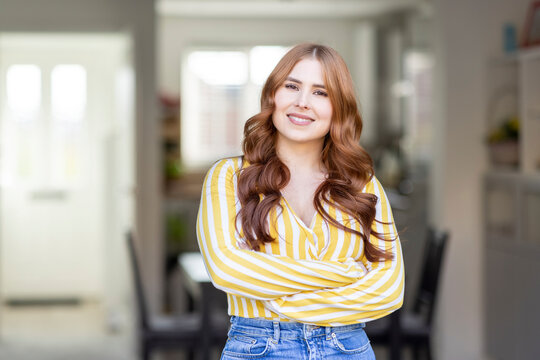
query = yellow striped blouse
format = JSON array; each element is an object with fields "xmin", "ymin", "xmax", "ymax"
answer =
[{"xmin": 196, "ymin": 157, "xmax": 404, "ymax": 326}]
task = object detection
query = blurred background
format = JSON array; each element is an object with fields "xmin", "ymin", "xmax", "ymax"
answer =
[{"xmin": 0, "ymin": 0, "xmax": 539, "ymax": 359}]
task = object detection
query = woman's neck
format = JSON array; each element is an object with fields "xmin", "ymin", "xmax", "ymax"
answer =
[{"xmin": 275, "ymin": 138, "xmax": 325, "ymax": 174}]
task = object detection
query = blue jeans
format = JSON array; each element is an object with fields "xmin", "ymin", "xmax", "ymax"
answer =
[{"xmin": 220, "ymin": 316, "xmax": 376, "ymax": 360}]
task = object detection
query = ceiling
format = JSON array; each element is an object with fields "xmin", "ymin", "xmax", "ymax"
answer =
[{"xmin": 157, "ymin": 0, "xmax": 425, "ymax": 19}]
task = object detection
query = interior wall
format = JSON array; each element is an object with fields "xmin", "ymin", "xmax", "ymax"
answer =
[
  {"xmin": 159, "ymin": 17, "xmax": 355, "ymax": 95},
  {"xmin": 0, "ymin": 0, "xmax": 162, "ymax": 314},
  {"xmin": 158, "ymin": 16, "xmax": 379, "ymax": 145},
  {"xmin": 431, "ymin": 0, "xmax": 532, "ymax": 359}
]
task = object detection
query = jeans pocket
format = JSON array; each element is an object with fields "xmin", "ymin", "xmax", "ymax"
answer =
[
  {"xmin": 330, "ymin": 328, "xmax": 372, "ymax": 355},
  {"xmin": 222, "ymin": 334, "xmax": 272, "ymax": 359}
]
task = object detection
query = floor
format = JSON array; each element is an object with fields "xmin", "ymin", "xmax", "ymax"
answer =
[
  {"xmin": 0, "ymin": 302, "xmax": 135, "ymax": 360},
  {"xmin": 0, "ymin": 302, "xmax": 402, "ymax": 360},
  {"xmin": 0, "ymin": 302, "xmax": 218, "ymax": 360}
]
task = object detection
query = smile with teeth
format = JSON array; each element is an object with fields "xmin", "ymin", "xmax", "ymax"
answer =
[{"xmin": 287, "ymin": 114, "xmax": 314, "ymax": 125}]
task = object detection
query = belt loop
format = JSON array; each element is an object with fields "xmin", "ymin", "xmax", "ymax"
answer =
[
  {"xmin": 325, "ymin": 325, "xmax": 332, "ymax": 340},
  {"xmin": 272, "ymin": 320, "xmax": 280, "ymax": 343}
]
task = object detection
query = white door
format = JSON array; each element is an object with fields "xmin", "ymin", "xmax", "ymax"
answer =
[{"xmin": 0, "ymin": 34, "xmax": 134, "ymax": 302}]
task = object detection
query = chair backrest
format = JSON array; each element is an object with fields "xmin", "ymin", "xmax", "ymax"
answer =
[
  {"xmin": 413, "ymin": 227, "xmax": 449, "ymax": 325},
  {"xmin": 126, "ymin": 232, "xmax": 150, "ymax": 330}
]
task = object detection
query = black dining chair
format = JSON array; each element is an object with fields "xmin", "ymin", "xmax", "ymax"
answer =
[
  {"xmin": 365, "ymin": 227, "xmax": 449, "ymax": 360},
  {"xmin": 126, "ymin": 232, "xmax": 228, "ymax": 360}
]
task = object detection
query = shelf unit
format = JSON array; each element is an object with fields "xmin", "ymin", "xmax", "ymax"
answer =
[
  {"xmin": 484, "ymin": 47, "xmax": 540, "ymax": 360},
  {"xmin": 519, "ymin": 48, "xmax": 540, "ymax": 173},
  {"xmin": 486, "ymin": 47, "xmax": 540, "ymax": 172}
]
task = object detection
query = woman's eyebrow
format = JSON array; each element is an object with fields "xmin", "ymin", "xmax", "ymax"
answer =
[{"xmin": 286, "ymin": 76, "xmax": 326, "ymax": 89}]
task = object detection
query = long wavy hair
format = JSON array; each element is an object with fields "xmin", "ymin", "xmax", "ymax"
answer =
[{"xmin": 236, "ymin": 43, "xmax": 394, "ymax": 261}]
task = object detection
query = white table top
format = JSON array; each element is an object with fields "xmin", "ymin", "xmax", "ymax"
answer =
[{"xmin": 178, "ymin": 252, "xmax": 211, "ymax": 283}]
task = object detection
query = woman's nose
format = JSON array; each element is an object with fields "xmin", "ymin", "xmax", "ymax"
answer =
[{"xmin": 295, "ymin": 91, "xmax": 310, "ymax": 109}]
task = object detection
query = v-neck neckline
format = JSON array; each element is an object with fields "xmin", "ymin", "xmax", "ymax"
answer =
[{"xmin": 280, "ymin": 195, "xmax": 318, "ymax": 231}]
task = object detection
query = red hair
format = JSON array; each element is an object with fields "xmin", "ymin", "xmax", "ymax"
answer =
[{"xmin": 236, "ymin": 43, "xmax": 394, "ymax": 261}]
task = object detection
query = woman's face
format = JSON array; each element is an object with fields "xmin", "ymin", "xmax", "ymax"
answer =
[{"xmin": 272, "ymin": 58, "xmax": 333, "ymax": 149}]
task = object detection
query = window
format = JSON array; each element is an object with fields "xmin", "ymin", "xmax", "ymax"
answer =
[
  {"xmin": 50, "ymin": 65, "xmax": 87, "ymax": 185},
  {"xmin": 6, "ymin": 64, "xmax": 41, "ymax": 123},
  {"xmin": 3, "ymin": 65, "xmax": 42, "ymax": 184},
  {"xmin": 1, "ymin": 64, "xmax": 87, "ymax": 187},
  {"xmin": 181, "ymin": 46, "xmax": 289, "ymax": 169},
  {"xmin": 51, "ymin": 64, "xmax": 87, "ymax": 123}
]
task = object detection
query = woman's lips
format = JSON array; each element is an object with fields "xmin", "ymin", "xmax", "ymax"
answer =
[{"xmin": 287, "ymin": 113, "xmax": 314, "ymax": 125}]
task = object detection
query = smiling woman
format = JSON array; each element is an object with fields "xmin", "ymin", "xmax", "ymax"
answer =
[
  {"xmin": 197, "ymin": 43, "xmax": 404, "ymax": 360},
  {"xmin": 272, "ymin": 59, "xmax": 333, "ymax": 149}
]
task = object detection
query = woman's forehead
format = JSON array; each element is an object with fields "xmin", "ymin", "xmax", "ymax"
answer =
[{"xmin": 287, "ymin": 58, "xmax": 325, "ymax": 86}]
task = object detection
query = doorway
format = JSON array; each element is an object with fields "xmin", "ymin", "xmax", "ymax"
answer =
[{"xmin": 0, "ymin": 33, "xmax": 135, "ymax": 341}]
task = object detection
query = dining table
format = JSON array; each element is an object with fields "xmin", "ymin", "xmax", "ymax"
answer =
[{"xmin": 177, "ymin": 251, "xmax": 228, "ymax": 360}]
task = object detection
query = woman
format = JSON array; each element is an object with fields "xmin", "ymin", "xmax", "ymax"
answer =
[{"xmin": 197, "ymin": 43, "xmax": 404, "ymax": 359}]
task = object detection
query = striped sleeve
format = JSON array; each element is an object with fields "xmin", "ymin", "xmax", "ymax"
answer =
[
  {"xmin": 196, "ymin": 158, "xmax": 367, "ymax": 300},
  {"xmin": 263, "ymin": 176, "xmax": 405, "ymax": 325}
]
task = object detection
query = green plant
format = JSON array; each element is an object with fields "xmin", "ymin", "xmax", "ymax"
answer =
[
  {"xmin": 164, "ymin": 158, "xmax": 182, "ymax": 179},
  {"xmin": 166, "ymin": 214, "xmax": 189, "ymax": 252},
  {"xmin": 487, "ymin": 116, "xmax": 519, "ymax": 143}
]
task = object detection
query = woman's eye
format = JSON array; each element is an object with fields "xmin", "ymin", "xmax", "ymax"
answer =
[
  {"xmin": 314, "ymin": 90, "xmax": 328, "ymax": 97},
  {"xmin": 285, "ymin": 83, "xmax": 298, "ymax": 90}
]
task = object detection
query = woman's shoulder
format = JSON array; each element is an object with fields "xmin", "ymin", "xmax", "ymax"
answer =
[
  {"xmin": 204, "ymin": 156, "xmax": 244, "ymax": 182},
  {"xmin": 361, "ymin": 174, "xmax": 383, "ymax": 195},
  {"xmin": 210, "ymin": 156, "xmax": 243, "ymax": 170}
]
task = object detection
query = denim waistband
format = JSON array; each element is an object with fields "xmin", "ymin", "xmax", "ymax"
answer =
[{"xmin": 228, "ymin": 316, "xmax": 366, "ymax": 341}]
